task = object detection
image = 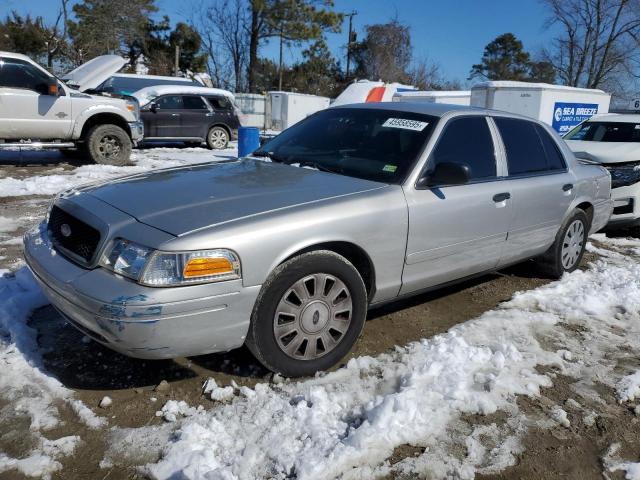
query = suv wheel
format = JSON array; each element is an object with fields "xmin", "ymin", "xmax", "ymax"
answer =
[
  {"xmin": 536, "ymin": 209, "xmax": 589, "ymax": 278},
  {"xmin": 246, "ymin": 251, "xmax": 367, "ymax": 377},
  {"xmin": 86, "ymin": 124, "xmax": 132, "ymax": 166},
  {"xmin": 206, "ymin": 126, "xmax": 229, "ymax": 150}
]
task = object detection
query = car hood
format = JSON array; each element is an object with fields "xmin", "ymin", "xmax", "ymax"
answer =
[
  {"xmin": 565, "ymin": 140, "xmax": 640, "ymax": 164},
  {"xmin": 84, "ymin": 159, "xmax": 386, "ymax": 236},
  {"xmin": 62, "ymin": 55, "xmax": 126, "ymax": 92}
]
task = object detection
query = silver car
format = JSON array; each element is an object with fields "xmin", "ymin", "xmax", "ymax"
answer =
[{"xmin": 24, "ymin": 103, "xmax": 613, "ymax": 376}]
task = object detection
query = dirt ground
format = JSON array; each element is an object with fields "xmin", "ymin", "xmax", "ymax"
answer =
[{"xmin": 1, "ymin": 155, "xmax": 639, "ymax": 479}]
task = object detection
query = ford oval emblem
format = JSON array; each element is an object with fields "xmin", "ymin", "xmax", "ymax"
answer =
[{"xmin": 60, "ymin": 224, "xmax": 72, "ymax": 237}]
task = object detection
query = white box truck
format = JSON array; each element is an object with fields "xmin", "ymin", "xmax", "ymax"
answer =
[
  {"xmin": 470, "ymin": 81, "xmax": 611, "ymax": 134},
  {"xmin": 333, "ymin": 80, "xmax": 416, "ymax": 106},
  {"xmin": 267, "ymin": 91, "xmax": 330, "ymax": 131},
  {"xmin": 392, "ymin": 90, "xmax": 471, "ymax": 106}
]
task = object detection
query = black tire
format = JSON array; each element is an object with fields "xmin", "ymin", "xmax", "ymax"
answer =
[
  {"xmin": 206, "ymin": 126, "xmax": 229, "ymax": 150},
  {"xmin": 86, "ymin": 124, "xmax": 132, "ymax": 166},
  {"xmin": 536, "ymin": 209, "xmax": 589, "ymax": 279},
  {"xmin": 246, "ymin": 251, "xmax": 367, "ymax": 377}
]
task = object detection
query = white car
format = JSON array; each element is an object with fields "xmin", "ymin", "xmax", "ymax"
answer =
[{"xmin": 565, "ymin": 114, "xmax": 640, "ymax": 232}]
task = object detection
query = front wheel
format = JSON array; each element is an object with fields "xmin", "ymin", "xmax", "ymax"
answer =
[
  {"xmin": 536, "ymin": 209, "xmax": 589, "ymax": 278},
  {"xmin": 86, "ymin": 124, "xmax": 132, "ymax": 166},
  {"xmin": 206, "ymin": 126, "xmax": 229, "ymax": 150},
  {"xmin": 246, "ymin": 251, "xmax": 367, "ymax": 377}
]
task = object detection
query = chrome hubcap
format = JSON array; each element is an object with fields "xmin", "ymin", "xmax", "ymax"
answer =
[
  {"xmin": 98, "ymin": 135, "xmax": 121, "ymax": 159},
  {"xmin": 273, "ymin": 273, "xmax": 353, "ymax": 360},
  {"xmin": 561, "ymin": 219, "xmax": 585, "ymax": 269},
  {"xmin": 210, "ymin": 129, "xmax": 227, "ymax": 149}
]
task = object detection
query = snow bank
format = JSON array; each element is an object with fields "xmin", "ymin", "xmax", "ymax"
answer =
[
  {"xmin": 0, "ymin": 147, "xmax": 236, "ymax": 197},
  {"xmin": 144, "ymin": 237, "xmax": 640, "ymax": 480}
]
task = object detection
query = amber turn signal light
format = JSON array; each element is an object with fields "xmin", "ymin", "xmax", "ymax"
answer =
[{"xmin": 183, "ymin": 257, "xmax": 233, "ymax": 278}]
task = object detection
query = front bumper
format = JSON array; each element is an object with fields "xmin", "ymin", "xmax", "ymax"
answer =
[
  {"xmin": 23, "ymin": 223, "xmax": 260, "ymax": 359},
  {"xmin": 607, "ymin": 182, "xmax": 640, "ymax": 227},
  {"xmin": 129, "ymin": 121, "xmax": 144, "ymax": 144}
]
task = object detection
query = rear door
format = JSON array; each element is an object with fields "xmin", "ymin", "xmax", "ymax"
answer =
[
  {"xmin": 179, "ymin": 95, "xmax": 210, "ymax": 139},
  {"xmin": 492, "ymin": 117, "xmax": 576, "ymax": 264},
  {"xmin": 401, "ymin": 115, "xmax": 512, "ymax": 294},
  {"xmin": 151, "ymin": 95, "xmax": 183, "ymax": 138}
]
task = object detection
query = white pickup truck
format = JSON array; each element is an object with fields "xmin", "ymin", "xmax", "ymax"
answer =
[{"xmin": 0, "ymin": 52, "xmax": 144, "ymax": 165}]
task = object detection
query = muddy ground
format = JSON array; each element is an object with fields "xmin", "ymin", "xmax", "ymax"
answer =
[{"xmin": 1, "ymin": 154, "xmax": 639, "ymax": 479}]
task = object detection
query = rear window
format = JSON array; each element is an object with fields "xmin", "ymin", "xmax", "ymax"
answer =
[
  {"xmin": 495, "ymin": 117, "xmax": 563, "ymax": 175},
  {"xmin": 257, "ymin": 108, "xmax": 437, "ymax": 184},
  {"xmin": 564, "ymin": 121, "xmax": 640, "ymax": 142},
  {"xmin": 94, "ymin": 76, "xmax": 199, "ymax": 94},
  {"xmin": 208, "ymin": 96, "xmax": 232, "ymax": 110}
]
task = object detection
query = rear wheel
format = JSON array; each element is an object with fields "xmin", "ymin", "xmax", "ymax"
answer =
[
  {"xmin": 536, "ymin": 209, "xmax": 589, "ymax": 278},
  {"xmin": 86, "ymin": 124, "xmax": 132, "ymax": 166},
  {"xmin": 206, "ymin": 126, "xmax": 229, "ymax": 150},
  {"xmin": 246, "ymin": 251, "xmax": 367, "ymax": 377}
]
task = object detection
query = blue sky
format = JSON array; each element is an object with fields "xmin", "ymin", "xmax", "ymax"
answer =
[{"xmin": 4, "ymin": 0, "xmax": 558, "ymax": 84}]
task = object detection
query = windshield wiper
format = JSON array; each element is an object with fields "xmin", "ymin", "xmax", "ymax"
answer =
[
  {"xmin": 297, "ymin": 160, "xmax": 342, "ymax": 174},
  {"xmin": 251, "ymin": 150, "xmax": 286, "ymax": 163}
]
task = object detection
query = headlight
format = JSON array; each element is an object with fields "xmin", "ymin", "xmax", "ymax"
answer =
[
  {"xmin": 605, "ymin": 162, "xmax": 640, "ymax": 188},
  {"xmin": 125, "ymin": 98, "xmax": 140, "ymax": 119},
  {"xmin": 100, "ymin": 239, "xmax": 241, "ymax": 286}
]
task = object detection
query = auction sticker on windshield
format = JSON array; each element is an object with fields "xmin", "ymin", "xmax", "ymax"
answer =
[{"xmin": 382, "ymin": 118, "xmax": 429, "ymax": 131}]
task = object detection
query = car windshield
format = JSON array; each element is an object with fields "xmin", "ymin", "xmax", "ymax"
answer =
[
  {"xmin": 564, "ymin": 121, "xmax": 640, "ymax": 142},
  {"xmin": 94, "ymin": 76, "xmax": 200, "ymax": 95},
  {"xmin": 256, "ymin": 108, "xmax": 437, "ymax": 184}
]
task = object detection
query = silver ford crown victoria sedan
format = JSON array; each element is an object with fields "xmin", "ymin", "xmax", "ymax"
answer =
[{"xmin": 24, "ymin": 103, "xmax": 613, "ymax": 377}]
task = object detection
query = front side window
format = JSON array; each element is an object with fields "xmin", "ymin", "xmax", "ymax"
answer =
[
  {"xmin": 156, "ymin": 95, "xmax": 183, "ymax": 109},
  {"xmin": 495, "ymin": 117, "xmax": 549, "ymax": 175},
  {"xmin": 429, "ymin": 116, "xmax": 496, "ymax": 180},
  {"xmin": 564, "ymin": 121, "xmax": 640, "ymax": 142},
  {"xmin": 0, "ymin": 57, "xmax": 52, "ymax": 94},
  {"xmin": 256, "ymin": 108, "xmax": 437, "ymax": 184},
  {"xmin": 183, "ymin": 96, "xmax": 208, "ymax": 110}
]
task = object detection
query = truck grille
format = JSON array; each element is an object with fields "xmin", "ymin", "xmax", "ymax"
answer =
[{"xmin": 48, "ymin": 206, "xmax": 101, "ymax": 263}]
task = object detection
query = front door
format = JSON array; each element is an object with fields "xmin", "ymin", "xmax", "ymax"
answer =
[
  {"xmin": 401, "ymin": 116, "xmax": 512, "ymax": 294},
  {"xmin": 0, "ymin": 56, "xmax": 72, "ymax": 139},
  {"xmin": 146, "ymin": 95, "xmax": 183, "ymax": 138}
]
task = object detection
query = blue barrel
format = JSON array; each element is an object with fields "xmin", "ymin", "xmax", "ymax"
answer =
[{"xmin": 238, "ymin": 126, "xmax": 260, "ymax": 157}]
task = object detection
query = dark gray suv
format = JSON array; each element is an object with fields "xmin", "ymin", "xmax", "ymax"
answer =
[{"xmin": 140, "ymin": 94, "xmax": 240, "ymax": 149}]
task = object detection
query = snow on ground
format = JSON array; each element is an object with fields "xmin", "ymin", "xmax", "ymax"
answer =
[
  {"xmin": 88, "ymin": 235, "xmax": 636, "ymax": 480},
  {"xmin": 0, "ymin": 146, "xmax": 236, "ymax": 197},
  {"xmin": 603, "ymin": 443, "xmax": 640, "ymax": 480},
  {"xmin": 0, "ymin": 269, "xmax": 105, "ymax": 478}
]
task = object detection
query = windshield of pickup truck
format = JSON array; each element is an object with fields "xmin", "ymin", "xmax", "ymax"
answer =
[
  {"xmin": 255, "ymin": 108, "xmax": 437, "ymax": 184},
  {"xmin": 565, "ymin": 121, "xmax": 640, "ymax": 142}
]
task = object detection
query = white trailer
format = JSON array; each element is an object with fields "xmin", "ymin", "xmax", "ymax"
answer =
[
  {"xmin": 235, "ymin": 93, "xmax": 267, "ymax": 128},
  {"xmin": 267, "ymin": 91, "xmax": 330, "ymax": 131},
  {"xmin": 393, "ymin": 90, "xmax": 471, "ymax": 106},
  {"xmin": 470, "ymin": 81, "xmax": 611, "ymax": 134}
]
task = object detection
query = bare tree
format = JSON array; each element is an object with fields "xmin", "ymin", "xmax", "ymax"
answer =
[
  {"xmin": 44, "ymin": 0, "xmax": 70, "ymax": 70},
  {"xmin": 542, "ymin": 0, "xmax": 640, "ymax": 89}
]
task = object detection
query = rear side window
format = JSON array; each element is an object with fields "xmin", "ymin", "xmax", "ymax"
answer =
[
  {"xmin": 495, "ymin": 117, "xmax": 551, "ymax": 175},
  {"xmin": 430, "ymin": 116, "xmax": 496, "ymax": 180},
  {"xmin": 183, "ymin": 96, "xmax": 208, "ymax": 110},
  {"xmin": 0, "ymin": 57, "xmax": 51, "ymax": 94},
  {"xmin": 156, "ymin": 95, "xmax": 183, "ymax": 109},
  {"xmin": 535, "ymin": 125, "xmax": 566, "ymax": 170},
  {"xmin": 208, "ymin": 96, "xmax": 232, "ymax": 110}
]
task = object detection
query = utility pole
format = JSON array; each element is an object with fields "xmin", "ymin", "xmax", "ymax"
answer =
[
  {"xmin": 278, "ymin": 29, "xmax": 284, "ymax": 90},
  {"xmin": 174, "ymin": 45, "xmax": 180, "ymax": 76},
  {"xmin": 345, "ymin": 11, "xmax": 357, "ymax": 80}
]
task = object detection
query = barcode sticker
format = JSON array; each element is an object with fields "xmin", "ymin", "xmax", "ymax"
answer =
[{"xmin": 382, "ymin": 118, "xmax": 429, "ymax": 131}]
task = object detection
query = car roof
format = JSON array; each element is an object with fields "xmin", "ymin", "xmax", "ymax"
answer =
[
  {"xmin": 133, "ymin": 85, "xmax": 235, "ymax": 106},
  {"xmin": 334, "ymin": 101, "xmax": 533, "ymax": 120},
  {"xmin": 585, "ymin": 113, "xmax": 640, "ymax": 123}
]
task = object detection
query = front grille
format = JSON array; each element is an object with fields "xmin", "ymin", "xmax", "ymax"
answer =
[
  {"xmin": 605, "ymin": 162, "xmax": 640, "ymax": 189},
  {"xmin": 48, "ymin": 205, "xmax": 101, "ymax": 262}
]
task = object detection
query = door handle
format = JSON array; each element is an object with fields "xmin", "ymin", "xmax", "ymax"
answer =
[
  {"xmin": 493, "ymin": 192, "xmax": 511, "ymax": 202},
  {"xmin": 562, "ymin": 183, "xmax": 573, "ymax": 191}
]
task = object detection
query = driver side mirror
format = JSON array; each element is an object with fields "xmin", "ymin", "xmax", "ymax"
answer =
[
  {"xmin": 46, "ymin": 77, "xmax": 59, "ymax": 96},
  {"xmin": 418, "ymin": 162, "xmax": 470, "ymax": 188},
  {"xmin": 150, "ymin": 102, "xmax": 159, "ymax": 113}
]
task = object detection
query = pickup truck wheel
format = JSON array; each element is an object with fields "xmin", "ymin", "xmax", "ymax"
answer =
[
  {"xmin": 86, "ymin": 124, "xmax": 132, "ymax": 166},
  {"xmin": 536, "ymin": 209, "xmax": 589, "ymax": 279},
  {"xmin": 246, "ymin": 251, "xmax": 367, "ymax": 377},
  {"xmin": 206, "ymin": 126, "xmax": 229, "ymax": 150}
]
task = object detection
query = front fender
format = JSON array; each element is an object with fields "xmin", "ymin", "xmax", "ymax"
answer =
[{"xmin": 72, "ymin": 104, "xmax": 136, "ymax": 139}]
